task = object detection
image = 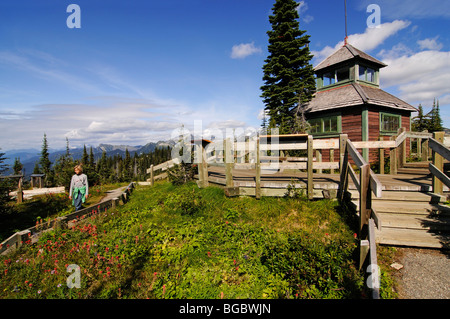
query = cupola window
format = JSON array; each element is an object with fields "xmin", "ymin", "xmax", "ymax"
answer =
[{"xmin": 359, "ymin": 66, "xmax": 375, "ymax": 83}]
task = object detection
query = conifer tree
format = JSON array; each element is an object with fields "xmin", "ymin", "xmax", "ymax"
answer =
[
  {"xmin": 53, "ymin": 150, "xmax": 74, "ymax": 191},
  {"xmin": 0, "ymin": 150, "xmax": 10, "ymax": 214},
  {"xmin": 81, "ymin": 145, "xmax": 89, "ymax": 166},
  {"xmin": 39, "ymin": 133, "xmax": 53, "ymax": 186},
  {"xmin": 260, "ymin": 0, "xmax": 316, "ymax": 134},
  {"xmin": 13, "ymin": 157, "xmax": 23, "ymax": 175}
]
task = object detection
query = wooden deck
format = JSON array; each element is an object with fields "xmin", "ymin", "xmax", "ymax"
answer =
[{"xmin": 204, "ymin": 166, "xmax": 450, "ymax": 249}]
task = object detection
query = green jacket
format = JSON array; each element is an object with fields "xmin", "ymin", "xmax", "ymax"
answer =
[{"xmin": 72, "ymin": 186, "xmax": 87, "ymax": 205}]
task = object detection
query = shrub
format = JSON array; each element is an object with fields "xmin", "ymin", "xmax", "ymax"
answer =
[{"xmin": 261, "ymin": 231, "xmax": 363, "ymax": 298}]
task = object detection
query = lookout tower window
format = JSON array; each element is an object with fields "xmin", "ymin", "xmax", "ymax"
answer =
[
  {"xmin": 359, "ymin": 66, "xmax": 376, "ymax": 83},
  {"xmin": 323, "ymin": 72, "xmax": 335, "ymax": 86},
  {"xmin": 336, "ymin": 67, "xmax": 349, "ymax": 82}
]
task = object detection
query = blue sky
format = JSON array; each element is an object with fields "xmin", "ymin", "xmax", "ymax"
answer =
[{"xmin": 1, "ymin": 0, "xmax": 450, "ymax": 151}]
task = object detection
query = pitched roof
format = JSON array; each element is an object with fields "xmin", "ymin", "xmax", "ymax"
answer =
[
  {"xmin": 314, "ymin": 44, "xmax": 387, "ymax": 72},
  {"xmin": 304, "ymin": 83, "xmax": 418, "ymax": 113}
]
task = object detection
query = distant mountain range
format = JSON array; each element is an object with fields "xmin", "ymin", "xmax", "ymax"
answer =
[{"xmin": 2, "ymin": 141, "xmax": 174, "ymax": 177}]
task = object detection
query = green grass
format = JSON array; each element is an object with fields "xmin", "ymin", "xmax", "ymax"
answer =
[{"xmin": 0, "ymin": 181, "xmax": 369, "ymax": 299}]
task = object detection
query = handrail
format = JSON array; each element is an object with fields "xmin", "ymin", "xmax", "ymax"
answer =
[
  {"xmin": 427, "ymin": 132, "xmax": 449, "ymax": 195},
  {"xmin": 338, "ymin": 135, "xmax": 380, "ymax": 299},
  {"xmin": 429, "ymin": 137, "xmax": 450, "ymax": 161}
]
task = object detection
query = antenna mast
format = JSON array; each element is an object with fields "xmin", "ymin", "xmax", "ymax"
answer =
[{"xmin": 344, "ymin": 0, "xmax": 348, "ymax": 44}]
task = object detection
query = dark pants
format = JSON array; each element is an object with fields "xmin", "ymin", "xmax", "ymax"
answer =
[{"xmin": 74, "ymin": 190, "xmax": 83, "ymax": 211}]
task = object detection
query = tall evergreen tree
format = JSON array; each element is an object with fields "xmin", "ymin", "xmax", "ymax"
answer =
[
  {"xmin": 0, "ymin": 150, "xmax": 10, "ymax": 214},
  {"xmin": 426, "ymin": 98, "xmax": 443, "ymax": 132},
  {"xmin": 81, "ymin": 145, "xmax": 89, "ymax": 166},
  {"xmin": 39, "ymin": 133, "xmax": 53, "ymax": 186},
  {"xmin": 260, "ymin": 0, "xmax": 316, "ymax": 134},
  {"xmin": 53, "ymin": 137, "xmax": 73, "ymax": 190},
  {"xmin": 13, "ymin": 157, "xmax": 23, "ymax": 175},
  {"xmin": 432, "ymin": 99, "xmax": 443, "ymax": 131},
  {"xmin": 411, "ymin": 104, "xmax": 428, "ymax": 132}
]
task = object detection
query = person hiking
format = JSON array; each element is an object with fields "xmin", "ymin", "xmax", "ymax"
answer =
[{"xmin": 69, "ymin": 164, "xmax": 89, "ymax": 211}]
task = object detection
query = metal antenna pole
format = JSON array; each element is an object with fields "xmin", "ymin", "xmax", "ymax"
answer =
[{"xmin": 344, "ymin": 0, "xmax": 348, "ymax": 44}]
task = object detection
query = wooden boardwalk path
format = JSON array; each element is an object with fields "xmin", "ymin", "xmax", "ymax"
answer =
[{"xmin": 205, "ymin": 166, "xmax": 450, "ymax": 249}]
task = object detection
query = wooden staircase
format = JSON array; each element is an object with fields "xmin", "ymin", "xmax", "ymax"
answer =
[
  {"xmin": 397, "ymin": 161, "xmax": 450, "ymax": 175},
  {"xmin": 352, "ymin": 190, "xmax": 450, "ymax": 249}
]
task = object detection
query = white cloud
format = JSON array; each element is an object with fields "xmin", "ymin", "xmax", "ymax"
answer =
[
  {"xmin": 417, "ymin": 37, "xmax": 443, "ymax": 51},
  {"xmin": 312, "ymin": 20, "xmax": 411, "ymax": 64},
  {"xmin": 380, "ymin": 50, "xmax": 450, "ymax": 103},
  {"xmin": 230, "ymin": 42, "xmax": 262, "ymax": 59},
  {"xmin": 296, "ymin": 1, "xmax": 313, "ymax": 24},
  {"xmin": 296, "ymin": 1, "xmax": 308, "ymax": 14}
]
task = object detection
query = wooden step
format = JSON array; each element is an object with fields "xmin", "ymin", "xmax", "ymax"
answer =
[
  {"xmin": 377, "ymin": 213, "xmax": 450, "ymax": 231},
  {"xmin": 397, "ymin": 167, "xmax": 430, "ymax": 175},
  {"xmin": 403, "ymin": 162, "xmax": 430, "ymax": 169},
  {"xmin": 349, "ymin": 190, "xmax": 445, "ymax": 203},
  {"xmin": 375, "ymin": 227, "xmax": 449, "ymax": 248},
  {"xmin": 353, "ymin": 200, "xmax": 450, "ymax": 215}
]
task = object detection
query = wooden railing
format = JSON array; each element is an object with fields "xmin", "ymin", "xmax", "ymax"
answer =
[
  {"xmin": 428, "ymin": 132, "xmax": 450, "ymax": 195},
  {"xmin": 200, "ymin": 134, "xmax": 345, "ymax": 199},
  {"xmin": 0, "ymin": 182, "xmax": 136, "ymax": 256},
  {"xmin": 337, "ymin": 134, "xmax": 381, "ymax": 299},
  {"xmin": 146, "ymin": 158, "xmax": 180, "ymax": 186}
]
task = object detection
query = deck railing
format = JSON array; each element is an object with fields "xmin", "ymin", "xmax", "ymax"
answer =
[
  {"xmin": 428, "ymin": 132, "xmax": 450, "ymax": 195},
  {"xmin": 337, "ymin": 134, "xmax": 381, "ymax": 299}
]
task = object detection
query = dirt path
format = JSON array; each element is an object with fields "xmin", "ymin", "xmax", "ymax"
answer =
[{"xmin": 391, "ymin": 248, "xmax": 450, "ymax": 299}]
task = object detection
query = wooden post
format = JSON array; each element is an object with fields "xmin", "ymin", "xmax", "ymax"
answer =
[
  {"xmin": 432, "ymin": 131, "xmax": 444, "ymax": 195},
  {"xmin": 307, "ymin": 135, "xmax": 314, "ymax": 200},
  {"xmin": 17, "ymin": 177, "xmax": 24, "ymax": 203},
  {"xmin": 150, "ymin": 164, "xmax": 154, "ymax": 187},
  {"xmin": 201, "ymin": 143, "xmax": 209, "ymax": 188},
  {"xmin": 316, "ymin": 149, "xmax": 322, "ymax": 174},
  {"xmin": 225, "ymin": 138, "xmax": 234, "ymax": 188},
  {"xmin": 197, "ymin": 144, "xmax": 204, "ymax": 187},
  {"xmin": 422, "ymin": 138, "xmax": 429, "ymax": 162},
  {"xmin": 389, "ymin": 135, "xmax": 397, "ymax": 174},
  {"xmin": 330, "ymin": 149, "xmax": 335, "ymax": 174},
  {"xmin": 338, "ymin": 134, "xmax": 348, "ymax": 201},
  {"xmin": 359, "ymin": 164, "xmax": 371, "ymax": 238},
  {"xmin": 417, "ymin": 137, "xmax": 422, "ymax": 158},
  {"xmin": 339, "ymin": 134, "xmax": 348, "ymax": 172},
  {"xmin": 400, "ymin": 127, "xmax": 406, "ymax": 167},
  {"xmin": 379, "ymin": 137, "xmax": 384, "ymax": 175},
  {"xmin": 112, "ymin": 197, "xmax": 119, "ymax": 209},
  {"xmin": 255, "ymin": 137, "xmax": 261, "ymax": 199}
]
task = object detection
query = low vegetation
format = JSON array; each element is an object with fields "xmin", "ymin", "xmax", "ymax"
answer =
[{"xmin": 0, "ymin": 181, "xmax": 392, "ymax": 299}]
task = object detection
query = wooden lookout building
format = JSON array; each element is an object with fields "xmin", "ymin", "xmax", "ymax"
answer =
[{"xmin": 304, "ymin": 43, "xmax": 417, "ymax": 162}]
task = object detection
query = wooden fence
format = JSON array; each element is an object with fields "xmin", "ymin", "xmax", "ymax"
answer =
[{"xmin": 0, "ymin": 182, "xmax": 136, "ymax": 256}]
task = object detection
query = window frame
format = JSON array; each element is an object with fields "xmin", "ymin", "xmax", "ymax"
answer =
[
  {"xmin": 358, "ymin": 64, "xmax": 377, "ymax": 84},
  {"xmin": 379, "ymin": 112, "xmax": 401, "ymax": 134},
  {"xmin": 307, "ymin": 113, "xmax": 342, "ymax": 136}
]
